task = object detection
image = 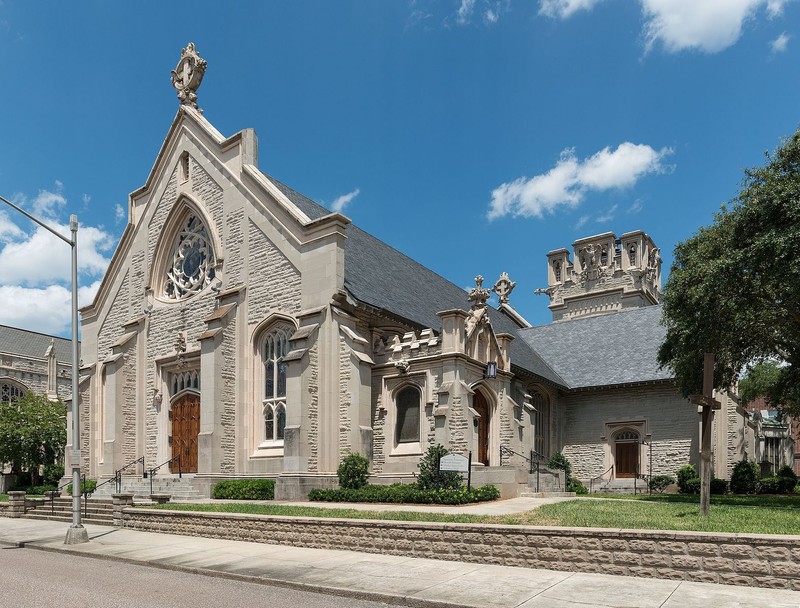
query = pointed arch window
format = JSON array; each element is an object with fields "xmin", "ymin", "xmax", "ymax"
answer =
[
  {"xmin": 0, "ymin": 381, "xmax": 26, "ymax": 404},
  {"xmin": 395, "ymin": 386, "xmax": 421, "ymax": 445},
  {"xmin": 261, "ymin": 326, "xmax": 291, "ymax": 446},
  {"xmin": 530, "ymin": 388, "xmax": 550, "ymax": 457},
  {"xmin": 163, "ymin": 213, "xmax": 216, "ymax": 300}
]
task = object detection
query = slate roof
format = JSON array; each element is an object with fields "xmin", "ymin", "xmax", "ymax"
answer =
[
  {"xmin": 516, "ymin": 305, "xmax": 673, "ymax": 389},
  {"xmin": 0, "ymin": 325, "xmax": 74, "ymax": 363},
  {"xmin": 267, "ymin": 175, "xmax": 566, "ymax": 386}
]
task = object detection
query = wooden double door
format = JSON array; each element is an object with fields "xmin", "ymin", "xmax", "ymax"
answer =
[
  {"xmin": 615, "ymin": 441, "xmax": 639, "ymax": 478},
  {"xmin": 473, "ymin": 391, "xmax": 490, "ymax": 466},
  {"xmin": 171, "ymin": 393, "xmax": 200, "ymax": 473}
]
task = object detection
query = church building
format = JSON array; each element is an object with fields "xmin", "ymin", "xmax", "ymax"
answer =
[{"xmin": 72, "ymin": 44, "xmax": 752, "ymax": 499}]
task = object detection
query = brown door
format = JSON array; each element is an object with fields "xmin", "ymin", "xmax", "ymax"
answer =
[
  {"xmin": 171, "ymin": 393, "xmax": 200, "ymax": 473},
  {"xmin": 615, "ymin": 442, "xmax": 638, "ymax": 478},
  {"xmin": 473, "ymin": 391, "xmax": 490, "ymax": 466}
]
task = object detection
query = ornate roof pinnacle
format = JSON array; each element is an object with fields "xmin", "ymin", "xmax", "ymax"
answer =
[
  {"xmin": 171, "ymin": 42, "xmax": 207, "ymax": 112},
  {"xmin": 468, "ymin": 275, "xmax": 491, "ymax": 309},
  {"xmin": 492, "ymin": 272, "xmax": 516, "ymax": 304}
]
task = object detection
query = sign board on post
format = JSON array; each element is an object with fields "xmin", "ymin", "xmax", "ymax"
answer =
[
  {"xmin": 438, "ymin": 452, "xmax": 473, "ymax": 490},
  {"xmin": 69, "ymin": 450, "xmax": 82, "ymax": 469}
]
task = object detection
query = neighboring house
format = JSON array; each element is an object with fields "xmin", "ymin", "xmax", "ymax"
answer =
[
  {"xmin": 0, "ymin": 325, "xmax": 73, "ymax": 491},
  {"xmin": 73, "ymin": 44, "xmax": 748, "ymax": 498},
  {"xmin": 741, "ymin": 397, "xmax": 797, "ymax": 476}
]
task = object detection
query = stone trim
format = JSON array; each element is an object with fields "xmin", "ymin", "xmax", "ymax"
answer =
[{"xmin": 120, "ymin": 508, "xmax": 800, "ymax": 590}]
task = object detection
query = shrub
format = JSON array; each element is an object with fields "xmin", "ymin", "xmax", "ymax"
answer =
[
  {"xmin": 757, "ymin": 476, "xmax": 782, "ymax": 494},
  {"xmin": 337, "ymin": 452, "xmax": 370, "ymax": 490},
  {"xmin": 66, "ymin": 479, "xmax": 97, "ymax": 495},
  {"xmin": 730, "ymin": 460, "xmax": 759, "ymax": 494},
  {"xmin": 308, "ymin": 483, "xmax": 500, "ymax": 505},
  {"xmin": 9, "ymin": 484, "xmax": 56, "ymax": 496},
  {"xmin": 566, "ymin": 477, "xmax": 588, "ymax": 494},
  {"xmin": 648, "ymin": 475, "xmax": 676, "ymax": 493},
  {"xmin": 42, "ymin": 464, "xmax": 64, "ymax": 487},
  {"xmin": 683, "ymin": 477, "xmax": 701, "ymax": 494},
  {"xmin": 776, "ymin": 465, "xmax": 797, "ymax": 492},
  {"xmin": 711, "ymin": 477, "xmax": 728, "ymax": 495},
  {"xmin": 676, "ymin": 464, "xmax": 697, "ymax": 494},
  {"xmin": 547, "ymin": 452, "xmax": 572, "ymax": 480},
  {"xmin": 416, "ymin": 445, "xmax": 462, "ymax": 491},
  {"xmin": 212, "ymin": 479, "xmax": 275, "ymax": 500}
]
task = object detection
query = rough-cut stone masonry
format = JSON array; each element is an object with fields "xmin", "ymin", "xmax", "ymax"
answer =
[
  {"xmin": 121, "ymin": 509, "xmax": 800, "ymax": 591},
  {"xmin": 246, "ymin": 220, "xmax": 301, "ymax": 325},
  {"xmin": 220, "ymin": 316, "xmax": 237, "ymax": 474},
  {"xmin": 122, "ymin": 339, "xmax": 137, "ymax": 465},
  {"xmin": 191, "ymin": 158, "xmax": 225, "ymax": 240},
  {"xmin": 307, "ymin": 342, "xmax": 319, "ymax": 472},
  {"xmin": 371, "ymin": 384, "xmax": 386, "ymax": 473},
  {"xmin": 338, "ymin": 336, "xmax": 351, "ymax": 458}
]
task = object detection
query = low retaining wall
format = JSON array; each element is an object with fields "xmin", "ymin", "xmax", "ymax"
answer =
[{"xmin": 122, "ymin": 508, "xmax": 800, "ymax": 590}]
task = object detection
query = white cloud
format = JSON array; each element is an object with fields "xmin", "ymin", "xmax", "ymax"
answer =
[
  {"xmin": 770, "ymin": 32, "xmax": 790, "ymax": 53},
  {"xmin": 596, "ymin": 203, "xmax": 618, "ymax": 223},
  {"xmin": 488, "ymin": 143, "xmax": 672, "ymax": 220},
  {"xmin": 539, "ymin": 0, "xmax": 604, "ymax": 18},
  {"xmin": 628, "ymin": 199, "xmax": 643, "ymax": 214},
  {"xmin": 574, "ymin": 215, "xmax": 589, "ymax": 230},
  {"xmin": 115, "ymin": 203, "xmax": 126, "ymax": 224},
  {"xmin": 0, "ymin": 210, "xmax": 24, "ymax": 240},
  {"xmin": 330, "ymin": 188, "xmax": 361, "ymax": 214},
  {"xmin": 0, "ymin": 280, "xmax": 101, "ymax": 336},
  {"xmin": 457, "ymin": 0, "xmax": 476, "ymax": 24},
  {"xmin": 766, "ymin": 0, "xmax": 788, "ymax": 18}
]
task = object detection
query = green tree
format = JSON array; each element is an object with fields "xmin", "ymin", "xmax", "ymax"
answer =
[
  {"xmin": 0, "ymin": 393, "xmax": 67, "ymax": 484},
  {"xmin": 738, "ymin": 360, "xmax": 783, "ymax": 408},
  {"xmin": 658, "ymin": 130, "xmax": 800, "ymax": 417}
]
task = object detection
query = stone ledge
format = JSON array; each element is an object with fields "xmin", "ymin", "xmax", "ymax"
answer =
[{"xmin": 120, "ymin": 508, "xmax": 800, "ymax": 590}]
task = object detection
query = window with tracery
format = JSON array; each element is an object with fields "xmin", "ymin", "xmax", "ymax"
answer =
[
  {"xmin": 262, "ymin": 327, "xmax": 290, "ymax": 445},
  {"xmin": 615, "ymin": 429, "xmax": 639, "ymax": 441},
  {"xmin": 395, "ymin": 386, "xmax": 421, "ymax": 445},
  {"xmin": 0, "ymin": 381, "xmax": 25, "ymax": 404},
  {"xmin": 164, "ymin": 214, "xmax": 216, "ymax": 300}
]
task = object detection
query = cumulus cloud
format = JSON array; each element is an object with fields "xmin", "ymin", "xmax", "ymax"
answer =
[
  {"xmin": 770, "ymin": 32, "xmax": 790, "ymax": 52},
  {"xmin": 541, "ymin": 0, "xmax": 788, "ymax": 54},
  {"xmin": 330, "ymin": 188, "xmax": 361, "ymax": 214},
  {"xmin": 539, "ymin": 0, "xmax": 605, "ymax": 19},
  {"xmin": 0, "ymin": 280, "xmax": 102, "ymax": 336},
  {"xmin": 488, "ymin": 143, "xmax": 672, "ymax": 220}
]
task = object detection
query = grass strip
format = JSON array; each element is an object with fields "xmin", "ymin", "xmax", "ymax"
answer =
[{"xmin": 141, "ymin": 498, "xmax": 800, "ymax": 535}]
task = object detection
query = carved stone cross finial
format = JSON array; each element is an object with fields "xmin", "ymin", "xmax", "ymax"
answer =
[
  {"xmin": 171, "ymin": 42, "xmax": 207, "ymax": 111},
  {"xmin": 492, "ymin": 272, "xmax": 516, "ymax": 304},
  {"xmin": 468, "ymin": 275, "xmax": 491, "ymax": 309}
]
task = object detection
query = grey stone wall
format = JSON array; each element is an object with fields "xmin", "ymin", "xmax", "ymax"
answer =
[
  {"xmin": 121, "ymin": 508, "xmax": 800, "ymax": 590},
  {"xmin": 338, "ymin": 336, "xmax": 351, "ymax": 458},
  {"xmin": 246, "ymin": 220, "xmax": 301, "ymax": 325},
  {"xmin": 307, "ymin": 342, "xmax": 319, "ymax": 472},
  {"xmin": 220, "ymin": 315, "xmax": 237, "ymax": 474}
]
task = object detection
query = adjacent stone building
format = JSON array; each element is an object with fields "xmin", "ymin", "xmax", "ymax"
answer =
[{"xmin": 71, "ymin": 44, "xmax": 758, "ymax": 498}]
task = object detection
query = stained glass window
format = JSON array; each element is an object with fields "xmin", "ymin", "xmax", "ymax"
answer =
[
  {"xmin": 164, "ymin": 214, "xmax": 216, "ymax": 300},
  {"xmin": 396, "ymin": 386, "xmax": 420, "ymax": 444},
  {"xmin": 263, "ymin": 327, "xmax": 290, "ymax": 443},
  {"xmin": 0, "ymin": 382, "xmax": 25, "ymax": 404}
]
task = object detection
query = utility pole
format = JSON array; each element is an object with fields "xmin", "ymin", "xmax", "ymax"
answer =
[{"xmin": 690, "ymin": 353, "xmax": 721, "ymax": 517}]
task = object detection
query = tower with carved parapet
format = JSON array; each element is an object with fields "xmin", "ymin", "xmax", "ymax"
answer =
[{"xmin": 539, "ymin": 230, "xmax": 662, "ymax": 322}]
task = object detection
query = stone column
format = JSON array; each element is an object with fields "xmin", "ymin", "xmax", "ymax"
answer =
[
  {"xmin": 7, "ymin": 491, "xmax": 26, "ymax": 518},
  {"xmin": 111, "ymin": 493, "xmax": 135, "ymax": 527}
]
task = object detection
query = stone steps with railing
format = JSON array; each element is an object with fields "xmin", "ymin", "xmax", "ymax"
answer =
[
  {"xmin": 90, "ymin": 476, "xmax": 204, "ymax": 500},
  {"xmin": 20, "ymin": 496, "xmax": 116, "ymax": 525}
]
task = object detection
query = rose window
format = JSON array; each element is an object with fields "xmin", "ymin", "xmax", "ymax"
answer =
[{"xmin": 164, "ymin": 214, "xmax": 216, "ymax": 300}]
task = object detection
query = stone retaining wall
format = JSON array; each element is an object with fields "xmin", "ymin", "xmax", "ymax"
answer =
[{"xmin": 122, "ymin": 508, "xmax": 800, "ymax": 590}]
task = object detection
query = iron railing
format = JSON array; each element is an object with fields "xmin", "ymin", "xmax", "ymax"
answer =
[
  {"xmin": 588, "ymin": 464, "xmax": 615, "ymax": 494},
  {"xmin": 499, "ymin": 446, "xmax": 546, "ymax": 492},
  {"xmin": 147, "ymin": 454, "xmax": 181, "ymax": 496}
]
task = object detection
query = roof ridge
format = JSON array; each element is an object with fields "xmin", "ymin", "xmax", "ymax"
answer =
[{"xmin": 0, "ymin": 324, "xmax": 75, "ymax": 343}]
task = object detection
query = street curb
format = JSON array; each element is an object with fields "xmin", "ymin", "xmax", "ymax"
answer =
[{"xmin": 22, "ymin": 540, "xmax": 470, "ymax": 608}]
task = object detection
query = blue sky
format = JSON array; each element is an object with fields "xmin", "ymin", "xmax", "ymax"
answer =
[{"xmin": 0, "ymin": 0, "xmax": 798, "ymax": 336}]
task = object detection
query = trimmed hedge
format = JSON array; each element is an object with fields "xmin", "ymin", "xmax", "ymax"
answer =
[
  {"xmin": 757, "ymin": 476, "xmax": 797, "ymax": 494},
  {"xmin": 309, "ymin": 483, "xmax": 500, "ymax": 505},
  {"xmin": 9, "ymin": 484, "xmax": 56, "ymax": 496},
  {"xmin": 65, "ymin": 480, "xmax": 97, "ymax": 495},
  {"xmin": 679, "ymin": 477, "xmax": 728, "ymax": 495},
  {"xmin": 212, "ymin": 479, "xmax": 275, "ymax": 500}
]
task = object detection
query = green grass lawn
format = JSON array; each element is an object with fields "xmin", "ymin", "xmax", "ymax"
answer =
[
  {"xmin": 142, "ymin": 495, "xmax": 800, "ymax": 535},
  {"xmin": 0, "ymin": 494, "xmax": 7, "ymax": 502}
]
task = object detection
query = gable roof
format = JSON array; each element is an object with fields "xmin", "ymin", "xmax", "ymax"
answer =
[
  {"xmin": 0, "ymin": 325, "xmax": 74, "ymax": 363},
  {"xmin": 516, "ymin": 305, "xmax": 673, "ymax": 389},
  {"xmin": 267, "ymin": 175, "xmax": 566, "ymax": 387}
]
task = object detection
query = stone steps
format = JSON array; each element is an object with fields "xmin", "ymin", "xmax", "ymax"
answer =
[
  {"xmin": 519, "ymin": 491, "xmax": 577, "ymax": 498},
  {"xmin": 91, "ymin": 476, "xmax": 203, "ymax": 500},
  {"xmin": 21, "ymin": 497, "xmax": 116, "ymax": 526}
]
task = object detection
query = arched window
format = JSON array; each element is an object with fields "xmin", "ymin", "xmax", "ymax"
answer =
[
  {"xmin": 262, "ymin": 327, "xmax": 291, "ymax": 445},
  {"xmin": 395, "ymin": 386, "xmax": 421, "ymax": 445},
  {"xmin": 614, "ymin": 429, "xmax": 639, "ymax": 441},
  {"xmin": 163, "ymin": 213, "xmax": 216, "ymax": 300},
  {"xmin": 0, "ymin": 381, "xmax": 26, "ymax": 404},
  {"xmin": 530, "ymin": 388, "xmax": 549, "ymax": 456}
]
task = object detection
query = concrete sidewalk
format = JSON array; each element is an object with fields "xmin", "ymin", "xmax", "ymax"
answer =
[{"xmin": 1, "ymin": 518, "xmax": 798, "ymax": 608}]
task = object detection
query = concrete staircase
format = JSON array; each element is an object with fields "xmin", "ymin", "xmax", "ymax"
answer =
[
  {"xmin": 520, "ymin": 467, "xmax": 576, "ymax": 498},
  {"xmin": 22, "ymin": 497, "xmax": 115, "ymax": 526},
  {"xmin": 588, "ymin": 477, "xmax": 650, "ymax": 494},
  {"xmin": 90, "ymin": 475, "xmax": 204, "ymax": 500}
]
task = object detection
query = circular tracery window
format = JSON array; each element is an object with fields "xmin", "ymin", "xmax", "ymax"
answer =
[{"xmin": 164, "ymin": 214, "xmax": 216, "ymax": 300}]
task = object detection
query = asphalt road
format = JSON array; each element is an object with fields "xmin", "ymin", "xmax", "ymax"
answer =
[{"xmin": 0, "ymin": 545, "xmax": 392, "ymax": 608}]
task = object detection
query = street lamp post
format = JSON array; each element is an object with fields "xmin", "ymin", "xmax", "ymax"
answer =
[{"xmin": 0, "ymin": 194, "xmax": 88, "ymax": 545}]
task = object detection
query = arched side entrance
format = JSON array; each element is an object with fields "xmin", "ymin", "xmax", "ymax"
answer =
[
  {"xmin": 171, "ymin": 391, "xmax": 200, "ymax": 473},
  {"xmin": 473, "ymin": 391, "xmax": 491, "ymax": 466},
  {"xmin": 614, "ymin": 429, "xmax": 640, "ymax": 478}
]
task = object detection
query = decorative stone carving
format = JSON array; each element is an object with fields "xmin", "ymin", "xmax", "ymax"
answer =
[
  {"xmin": 394, "ymin": 359, "xmax": 410, "ymax": 374},
  {"xmin": 467, "ymin": 275, "xmax": 491, "ymax": 309},
  {"xmin": 492, "ymin": 272, "xmax": 516, "ymax": 304},
  {"xmin": 171, "ymin": 43, "xmax": 207, "ymax": 111}
]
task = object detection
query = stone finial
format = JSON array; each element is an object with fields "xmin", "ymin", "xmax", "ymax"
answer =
[
  {"xmin": 492, "ymin": 272, "xmax": 516, "ymax": 304},
  {"xmin": 468, "ymin": 275, "xmax": 491, "ymax": 309},
  {"xmin": 171, "ymin": 42, "xmax": 207, "ymax": 111}
]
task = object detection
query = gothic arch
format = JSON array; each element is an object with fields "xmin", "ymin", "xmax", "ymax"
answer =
[{"xmin": 0, "ymin": 378, "xmax": 29, "ymax": 403}]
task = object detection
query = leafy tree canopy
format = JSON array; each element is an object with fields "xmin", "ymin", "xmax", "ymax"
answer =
[
  {"xmin": 658, "ymin": 130, "xmax": 800, "ymax": 417},
  {"xmin": 738, "ymin": 360, "xmax": 783, "ymax": 407},
  {"xmin": 0, "ymin": 392, "xmax": 67, "ymax": 479}
]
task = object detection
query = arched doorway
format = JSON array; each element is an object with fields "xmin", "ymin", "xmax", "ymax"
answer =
[
  {"xmin": 473, "ymin": 391, "xmax": 490, "ymax": 466},
  {"xmin": 614, "ymin": 429, "xmax": 640, "ymax": 478},
  {"xmin": 171, "ymin": 392, "xmax": 200, "ymax": 473}
]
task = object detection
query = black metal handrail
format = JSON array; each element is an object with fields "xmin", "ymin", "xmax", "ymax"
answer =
[
  {"xmin": 92, "ymin": 455, "xmax": 147, "ymax": 497},
  {"xmin": 147, "ymin": 454, "xmax": 181, "ymax": 496},
  {"xmin": 588, "ymin": 464, "xmax": 615, "ymax": 494}
]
